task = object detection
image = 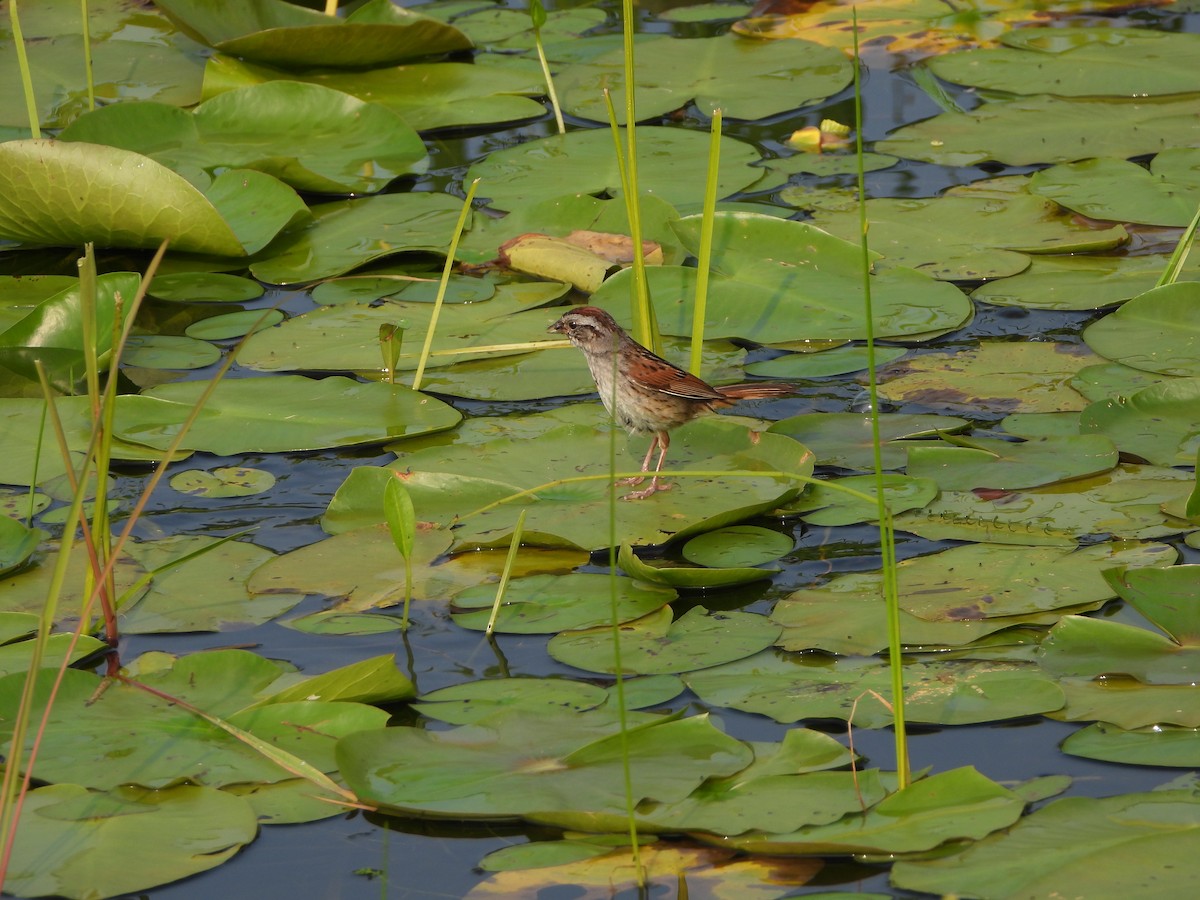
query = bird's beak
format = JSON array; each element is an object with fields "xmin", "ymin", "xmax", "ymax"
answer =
[{"xmin": 548, "ymin": 318, "xmax": 565, "ymax": 334}]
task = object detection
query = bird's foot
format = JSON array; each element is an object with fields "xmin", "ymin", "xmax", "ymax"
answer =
[
  {"xmin": 615, "ymin": 475, "xmax": 646, "ymax": 487},
  {"xmin": 621, "ymin": 479, "xmax": 673, "ymax": 501}
]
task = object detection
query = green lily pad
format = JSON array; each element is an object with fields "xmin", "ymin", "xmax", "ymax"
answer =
[
  {"xmin": 877, "ymin": 95, "xmax": 1200, "ymax": 167},
  {"xmin": 248, "ymin": 192, "xmax": 469, "ymax": 285},
  {"xmin": 895, "ymin": 464, "xmax": 1195, "ymax": 545},
  {"xmin": 121, "ymin": 535, "xmax": 301, "ymax": 633},
  {"xmin": 972, "ymin": 253, "xmax": 1196, "ymax": 311},
  {"xmin": 1041, "ymin": 614, "xmax": 1199, "ymax": 686},
  {"xmin": 769, "ymin": 412, "xmax": 969, "ymax": 470},
  {"xmin": 154, "ymin": 0, "xmax": 471, "ymax": 68},
  {"xmin": 1029, "ymin": 151, "xmax": 1200, "ymax": 227},
  {"xmin": 1055, "ymin": 677, "xmax": 1200, "ymax": 729},
  {"xmin": 0, "ymin": 540, "xmax": 148, "ymax": 618},
  {"xmin": 0, "ymin": 395, "xmax": 188, "ymax": 487},
  {"xmin": 0, "ymin": 141, "xmax": 305, "ymax": 256},
  {"xmin": 1080, "ymin": 378, "xmax": 1200, "ymax": 466},
  {"xmin": 169, "ymin": 466, "xmax": 276, "ymax": 498},
  {"xmin": 1105, "ymin": 565, "xmax": 1200, "ymax": 643},
  {"xmin": 548, "ymin": 606, "xmax": 782, "ymax": 676},
  {"xmin": 2, "ymin": 783, "xmax": 257, "ymax": 900},
  {"xmin": 805, "ymin": 193, "xmax": 1126, "ymax": 281},
  {"xmin": 237, "ymin": 289, "xmax": 565, "ymax": 373},
  {"xmin": 758, "ymin": 152, "xmax": 898, "ymax": 186},
  {"xmin": 746, "ymin": 345, "xmax": 907, "ymax": 379},
  {"xmin": 123, "ymin": 335, "xmax": 221, "ymax": 370},
  {"xmin": 112, "ymin": 375, "xmax": 461, "ymax": 454},
  {"xmin": 784, "ymin": 474, "xmax": 939, "ymax": 525},
  {"xmin": 261, "ymin": 653, "xmax": 415, "ymax": 706},
  {"xmin": 336, "ymin": 708, "xmax": 752, "ymax": 820},
  {"xmin": 421, "ymin": 417, "xmax": 812, "ymax": 552},
  {"xmin": 724, "ymin": 767, "xmax": 1024, "ymax": 856},
  {"xmin": 591, "ymin": 214, "xmax": 972, "ymax": 344},
  {"xmin": 466, "ymin": 127, "xmax": 764, "ymax": 213},
  {"xmin": 60, "ymin": 82, "xmax": 428, "ymax": 195},
  {"xmin": 279, "ymin": 611, "xmax": 406, "ymax": 636},
  {"xmin": 414, "ymin": 677, "xmax": 610, "ymax": 725},
  {"xmin": 1083, "ymin": 282, "xmax": 1200, "ymax": 376},
  {"xmin": 617, "ymin": 541, "xmax": 778, "ymax": 589},
  {"xmin": 892, "ymin": 789, "xmax": 1200, "ymax": 896},
  {"xmin": 148, "ymin": 271, "xmax": 264, "ymax": 303},
  {"xmin": 0, "ymin": 628, "xmax": 107, "ymax": 677},
  {"xmin": 450, "ymin": 573, "xmax": 675, "ymax": 634},
  {"xmin": 184, "ymin": 309, "xmax": 284, "ymax": 341},
  {"xmin": 929, "ymin": 28, "xmax": 1200, "ymax": 98},
  {"xmin": 0, "ymin": 659, "xmax": 389, "ymax": 789},
  {"xmin": 906, "ymin": 433, "xmax": 1118, "ymax": 491},
  {"xmin": 0, "ymin": 515, "xmax": 38, "ymax": 577},
  {"xmin": 0, "ymin": 0, "xmax": 205, "ymax": 131},
  {"xmin": 686, "ymin": 652, "xmax": 1064, "ymax": 727},
  {"xmin": 557, "ymin": 33, "xmax": 851, "ymax": 123},
  {"xmin": 203, "ymin": 54, "xmax": 546, "ymax": 132},
  {"xmin": 877, "ymin": 341, "xmax": 1102, "ymax": 415},
  {"xmin": 1061, "ymin": 723, "xmax": 1200, "ymax": 767},
  {"xmin": 681, "ymin": 526, "xmax": 793, "ymax": 568},
  {"xmin": 1070, "ymin": 363, "xmax": 1171, "ymax": 404}
]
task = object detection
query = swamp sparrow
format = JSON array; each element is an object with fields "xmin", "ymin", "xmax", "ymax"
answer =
[{"xmin": 549, "ymin": 306, "xmax": 793, "ymax": 500}]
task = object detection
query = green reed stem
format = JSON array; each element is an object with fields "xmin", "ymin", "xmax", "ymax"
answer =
[
  {"xmin": 485, "ymin": 509, "xmax": 527, "ymax": 636},
  {"xmin": 529, "ymin": 0, "xmax": 565, "ymax": 134},
  {"xmin": 79, "ymin": 0, "xmax": 95, "ymax": 111},
  {"xmin": 1156, "ymin": 204, "xmax": 1199, "ymax": 288},
  {"xmin": 9, "ymin": 0, "xmax": 40, "ymax": 139},
  {"xmin": 852, "ymin": 11, "xmax": 908, "ymax": 787},
  {"xmin": 689, "ymin": 108, "xmax": 722, "ymax": 376},
  {"xmin": 412, "ymin": 178, "xmax": 478, "ymax": 392}
]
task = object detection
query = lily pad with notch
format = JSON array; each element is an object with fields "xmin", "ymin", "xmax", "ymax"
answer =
[
  {"xmin": 617, "ymin": 542, "xmax": 779, "ymax": 590},
  {"xmin": 769, "ymin": 412, "xmax": 969, "ymax": 470}
]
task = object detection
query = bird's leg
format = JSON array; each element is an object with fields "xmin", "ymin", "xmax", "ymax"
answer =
[
  {"xmin": 622, "ymin": 432, "xmax": 674, "ymax": 500},
  {"xmin": 615, "ymin": 435, "xmax": 659, "ymax": 486}
]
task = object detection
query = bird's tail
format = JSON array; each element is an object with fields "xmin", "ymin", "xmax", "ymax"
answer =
[{"xmin": 714, "ymin": 382, "xmax": 793, "ymax": 403}]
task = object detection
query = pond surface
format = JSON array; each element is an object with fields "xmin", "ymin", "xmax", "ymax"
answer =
[{"xmin": 2, "ymin": 0, "xmax": 1199, "ymax": 897}]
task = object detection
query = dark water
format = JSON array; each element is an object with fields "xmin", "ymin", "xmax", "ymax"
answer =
[{"xmin": 9, "ymin": 1, "xmax": 1200, "ymax": 897}]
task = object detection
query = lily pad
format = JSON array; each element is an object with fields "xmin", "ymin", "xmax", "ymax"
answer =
[
  {"xmin": 248, "ymin": 192, "xmax": 470, "ymax": 285},
  {"xmin": 768, "ymin": 412, "xmax": 970, "ymax": 470},
  {"xmin": 685, "ymin": 652, "xmax": 1064, "ymax": 727},
  {"xmin": 416, "ymin": 417, "xmax": 812, "ymax": 552},
  {"xmin": 1029, "ymin": 151, "xmax": 1200, "ymax": 227},
  {"xmin": 123, "ymin": 335, "xmax": 221, "ymax": 371},
  {"xmin": 203, "ymin": 54, "xmax": 546, "ymax": 132},
  {"xmin": 1083, "ymin": 282, "xmax": 1200, "ymax": 376},
  {"xmin": 121, "ymin": 535, "xmax": 302, "ymax": 633},
  {"xmin": 971, "ymin": 253, "xmax": 1197, "ymax": 311},
  {"xmin": 1079, "ymin": 378, "xmax": 1200, "ymax": 466},
  {"xmin": 724, "ymin": 768, "xmax": 1024, "ymax": 856},
  {"xmin": 892, "ymin": 789, "xmax": 1200, "ymax": 896},
  {"xmin": 591, "ymin": 214, "xmax": 973, "ymax": 344},
  {"xmin": 466, "ymin": 127, "xmax": 765, "ymax": 213},
  {"xmin": 1061, "ymin": 723, "xmax": 1200, "ymax": 767},
  {"xmin": 746, "ymin": 345, "xmax": 907, "ymax": 379},
  {"xmin": 1041, "ymin": 614, "xmax": 1199, "ymax": 686},
  {"xmin": 785, "ymin": 474, "xmax": 939, "ymax": 525},
  {"xmin": 1055, "ymin": 677, "xmax": 1200, "ymax": 730},
  {"xmin": 113, "ymin": 375, "xmax": 461, "ymax": 454},
  {"xmin": 929, "ymin": 28, "xmax": 1200, "ymax": 98},
  {"xmin": 895, "ymin": 464, "xmax": 1195, "ymax": 545},
  {"xmin": 0, "ymin": 141, "xmax": 302, "ymax": 256},
  {"xmin": 0, "ymin": 660, "xmax": 389, "ymax": 789},
  {"xmin": 61, "ymin": 82, "xmax": 428, "ymax": 195},
  {"xmin": 185, "ymin": 309, "xmax": 285, "ymax": 340},
  {"xmin": 549, "ymin": 606, "xmax": 782, "ymax": 676},
  {"xmin": 169, "ymin": 466, "xmax": 276, "ymax": 498},
  {"xmin": 805, "ymin": 193, "xmax": 1126, "ymax": 281},
  {"xmin": 414, "ymin": 677, "xmax": 610, "ymax": 725},
  {"xmin": 154, "ymin": 0, "xmax": 471, "ymax": 68},
  {"xmin": 336, "ymin": 708, "xmax": 752, "ymax": 820},
  {"xmin": 681, "ymin": 525, "xmax": 793, "ymax": 568},
  {"xmin": 877, "ymin": 95, "xmax": 1200, "ymax": 167},
  {"xmin": 2, "ymin": 783, "xmax": 257, "ymax": 900},
  {"xmin": 905, "ymin": 433, "xmax": 1118, "ymax": 491},
  {"xmin": 450, "ymin": 573, "xmax": 675, "ymax": 634},
  {"xmin": 877, "ymin": 341, "xmax": 1102, "ymax": 415},
  {"xmin": 148, "ymin": 272, "xmax": 264, "ymax": 303},
  {"xmin": 556, "ymin": 33, "xmax": 851, "ymax": 123}
]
